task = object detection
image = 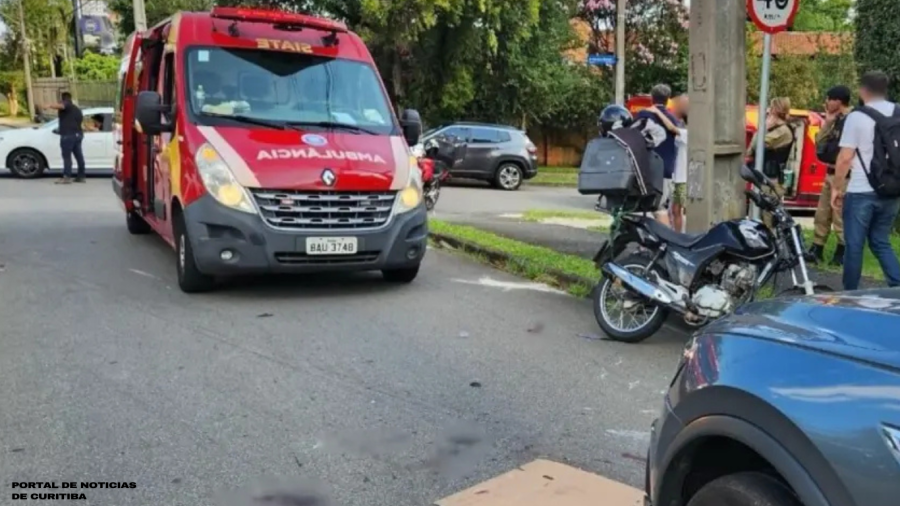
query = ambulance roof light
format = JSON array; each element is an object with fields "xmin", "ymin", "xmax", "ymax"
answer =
[{"xmin": 209, "ymin": 7, "xmax": 348, "ymax": 33}]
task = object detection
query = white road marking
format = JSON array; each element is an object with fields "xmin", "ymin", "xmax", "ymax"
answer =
[
  {"xmin": 129, "ymin": 268, "xmax": 158, "ymax": 279},
  {"xmin": 452, "ymin": 276, "xmax": 567, "ymax": 295}
]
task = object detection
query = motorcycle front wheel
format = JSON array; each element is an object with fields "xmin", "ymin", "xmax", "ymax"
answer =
[
  {"xmin": 424, "ymin": 183, "xmax": 440, "ymax": 211},
  {"xmin": 593, "ymin": 258, "xmax": 669, "ymax": 343}
]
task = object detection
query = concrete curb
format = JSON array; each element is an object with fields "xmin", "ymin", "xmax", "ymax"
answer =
[{"xmin": 429, "ymin": 231, "xmax": 596, "ymax": 294}]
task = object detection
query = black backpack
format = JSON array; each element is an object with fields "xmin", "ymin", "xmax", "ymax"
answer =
[
  {"xmin": 854, "ymin": 105, "xmax": 900, "ymax": 198},
  {"xmin": 816, "ymin": 114, "xmax": 846, "ymax": 165}
]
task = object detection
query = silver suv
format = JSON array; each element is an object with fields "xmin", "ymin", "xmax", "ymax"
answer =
[{"xmin": 414, "ymin": 122, "xmax": 539, "ymax": 191}]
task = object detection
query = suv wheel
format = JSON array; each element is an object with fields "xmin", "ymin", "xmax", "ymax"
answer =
[
  {"xmin": 494, "ymin": 163, "xmax": 523, "ymax": 191},
  {"xmin": 687, "ymin": 472, "xmax": 801, "ymax": 506}
]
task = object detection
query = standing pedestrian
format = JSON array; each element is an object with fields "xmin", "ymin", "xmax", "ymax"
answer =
[
  {"xmin": 832, "ymin": 71, "xmax": 900, "ymax": 290},
  {"xmin": 636, "ymin": 84, "xmax": 680, "ymax": 227},
  {"xmin": 807, "ymin": 85, "xmax": 852, "ymax": 266},
  {"xmin": 670, "ymin": 94, "xmax": 689, "ymax": 232},
  {"xmin": 42, "ymin": 92, "xmax": 86, "ymax": 184},
  {"xmin": 746, "ymin": 97, "xmax": 795, "ymax": 229}
]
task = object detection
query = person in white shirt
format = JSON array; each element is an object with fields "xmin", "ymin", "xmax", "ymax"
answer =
[
  {"xmin": 670, "ymin": 95, "xmax": 689, "ymax": 232},
  {"xmin": 831, "ymin": 70, "xmax": 900, "ymax": 290}
]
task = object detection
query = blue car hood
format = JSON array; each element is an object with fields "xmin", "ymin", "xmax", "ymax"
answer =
[{"xmin": 703, "ymin": 288, "xmax": 900, "ymax": 370}]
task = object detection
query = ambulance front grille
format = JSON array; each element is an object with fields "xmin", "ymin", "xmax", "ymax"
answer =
[{"xmin": 249, "ymin": 189, "xmax": 397, "ymax": 230}]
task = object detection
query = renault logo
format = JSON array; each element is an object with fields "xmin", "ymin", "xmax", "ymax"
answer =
[{"xmin": 321, "ymin": 169, "xmax": 336, "ymax": 186}]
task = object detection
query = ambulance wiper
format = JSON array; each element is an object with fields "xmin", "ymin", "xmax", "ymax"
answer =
[
  {"xmin": 200, "ymin": 112, "xmax": 286, "ymax": 130},
  {"xmin": 285, "ymin": 121, "xmax": 379, "ymax": 135}
]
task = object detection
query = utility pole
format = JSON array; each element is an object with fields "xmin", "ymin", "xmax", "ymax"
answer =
[
  {"xmin": 17, "ymin": 0, "xmax": 35, "ymax": 119},
  {"xmin": 133, "ymin": 0, "xmax": 148, "ymax": 32},
  {"xmin": 614, "ymin": 0, "xmax": 626, "ymax": 105},
  {"xmin": 72, "ymin": 0, "xmax": 83, "ymax": 58},
  {"xmin": 684, "ymin": 0, "xmax": 748, "ymax": 232}
]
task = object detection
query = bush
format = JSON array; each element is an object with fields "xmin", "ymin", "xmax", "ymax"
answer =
[
  {"xmin": 0, "ymin": 72, "xmax": 25, "ymax": 117},
  {"xmin": 855, "ymin": 0, "xmax": 900, "ymax": 100},
  {"xmin": 855, "ymin": 0, "xmax": 900, "ymax": 231}
]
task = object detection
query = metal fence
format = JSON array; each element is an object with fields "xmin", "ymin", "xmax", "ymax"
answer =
[{"xmin": 34, "ymin": 78, "xmax": 117, "ymax": 109}]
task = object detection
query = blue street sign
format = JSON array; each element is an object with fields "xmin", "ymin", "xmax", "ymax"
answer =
[{"xmin": 587, "ymin": 53, "xmax": 617, "ymax": 66}]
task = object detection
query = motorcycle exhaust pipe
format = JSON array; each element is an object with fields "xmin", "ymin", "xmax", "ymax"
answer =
[{"xmin": 602, "ymin": 263, "xmax": 675, "ymax": 305}]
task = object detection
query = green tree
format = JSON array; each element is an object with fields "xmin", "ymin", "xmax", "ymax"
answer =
[
  {"xmin": 581, "ymin": 0, "xmax": 689, "ymax": 95},
  {"xmin": 855, "ymin": 0, "xmax": 900, "ymax": 231},
  {"xmin": 73, "ymin": 52, "xmax": 120, "ymax": 81},
  {"xmin": 0, "ymin": 0, "xmax": 72, "ymax": 77},
  {"xmin": 107, "ymin": 0, "xmax": 214, "ymax": 35},
  {"xmin": 855, "ymin": 0, "xmax": 900, "ymax": 100},
  {"xmin": 0, "ymin": 71, "xmax": 25, "ymax": 116},
  {"xmin": 793, "ymin": 0, "xmax": 854, "ymax": 32}
]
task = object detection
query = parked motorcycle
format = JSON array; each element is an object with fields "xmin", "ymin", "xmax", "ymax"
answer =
[
  {"xmin": 416, "ymin": 137, "xmax": 461, "ymax": 211},
  {"xmin": 592, "ymin": 164, "xmax": 830, "ymax": 343}
]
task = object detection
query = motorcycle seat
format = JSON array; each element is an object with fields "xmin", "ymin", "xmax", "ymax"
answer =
[{"xmin": 644, "ymin": 219, "xmax": 705, "ymax": 248}]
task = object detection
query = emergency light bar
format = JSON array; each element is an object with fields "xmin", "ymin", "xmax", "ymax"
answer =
[{"xmin": 210, "ymin": 7, "xmax": 348, "ymax": 33}]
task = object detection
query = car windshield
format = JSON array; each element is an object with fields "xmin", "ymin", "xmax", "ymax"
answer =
[
  {"xmin": 422, "ymin": 127, "xmax": 443, "ymax": 139},
  {"xmin": 40, "ymin": 119, "xmax": 59, "ymax": 130},
  {"xmin": 185, "ymin": 47, "xmax": 397, "ymax": 135}
]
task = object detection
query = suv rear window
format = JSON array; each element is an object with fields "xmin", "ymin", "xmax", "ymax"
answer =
[{"xmin": 470, "ymin": 127, "xmax": 507, "ymax": 144}]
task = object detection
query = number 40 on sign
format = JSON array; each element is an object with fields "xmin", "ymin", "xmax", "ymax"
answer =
[{"xmin": 748, "ymin": 0, "xmax": 800, "ymax": 34}]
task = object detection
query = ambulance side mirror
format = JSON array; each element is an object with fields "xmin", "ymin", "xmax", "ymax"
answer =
[
  {"xmin": 135, "ymin": 91, "xmax": 173, "ymax": 136},
  {"xmin": 399, "ymin": 109, "xmax": 422, "ymax": 147}
]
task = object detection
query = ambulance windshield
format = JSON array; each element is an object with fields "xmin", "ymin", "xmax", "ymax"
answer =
[{"xmin": 185, "ymin": 47, "xmax": 398, "ymax": 135}]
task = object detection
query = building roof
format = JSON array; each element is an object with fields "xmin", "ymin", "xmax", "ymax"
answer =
[
  {"xmin": 566, "ymin": 17, "xmax": 851, "ymax": 61},
  {"xmin": 749, "ymin": 31, "xmax": 853, "ymax": 56}
]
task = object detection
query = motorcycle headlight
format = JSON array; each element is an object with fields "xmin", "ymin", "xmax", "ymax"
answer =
[
  {"xmin": 195, "ymin": 143, "xmax": 255, "ymax": 214},
  {"xmin": 394, "ymin": 157, "xmax": 423, "ymax": 214}
]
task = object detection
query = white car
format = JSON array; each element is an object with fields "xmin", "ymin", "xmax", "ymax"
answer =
[{"xmin": 0, "ymin": 107, "xmax": 116, "ymax": 178}]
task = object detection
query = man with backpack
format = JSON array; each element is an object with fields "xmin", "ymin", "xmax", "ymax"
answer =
[
  {"xmin": 832, "ymin": 71, "xmax": 900, "ymax": 290},
  {"xmin": 807, "ymin": 85, "xmax": 852, "ymax": 266}
]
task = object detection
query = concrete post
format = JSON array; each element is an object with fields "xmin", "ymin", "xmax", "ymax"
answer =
[{"xmin": 684, "ymin": 0, "xmax": 748, "ymax": 233}]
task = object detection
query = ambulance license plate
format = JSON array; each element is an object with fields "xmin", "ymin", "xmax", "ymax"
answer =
[{"xmin": 305, "ymin": 237, "xmax": 358, "ymax": 255}]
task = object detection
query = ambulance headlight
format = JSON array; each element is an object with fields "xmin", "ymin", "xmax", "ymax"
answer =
[
  {"xmin": 195, "ymin": 143, "xmax": 255, "ymax": 214},
  {"xmin": 395, "ymin": 156, "xmax": 423, "ymax": 214}
]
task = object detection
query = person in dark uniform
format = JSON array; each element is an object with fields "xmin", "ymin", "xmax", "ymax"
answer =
[{"xmin": 43, "ymin": 92, "xmax": 86, "ymax": 184}]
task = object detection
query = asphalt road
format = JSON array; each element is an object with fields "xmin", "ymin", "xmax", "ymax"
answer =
[{"xmin": 0, "ymin": 178, "xmax": 685, "ymax": 506}]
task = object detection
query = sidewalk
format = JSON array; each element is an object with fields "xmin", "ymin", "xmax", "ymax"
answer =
[{"xmin": 441, "ymin": 213, "xmax": 880, "ymax": 292}]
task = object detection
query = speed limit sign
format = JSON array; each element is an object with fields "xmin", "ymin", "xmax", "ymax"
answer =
[{"xmin": 747, "ymin": 0, "xmax": 800, "ymax": 34}]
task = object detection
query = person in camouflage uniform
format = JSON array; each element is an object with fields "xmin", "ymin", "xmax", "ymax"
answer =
[
  {"xmin": 807, "ymin": 85, "xmax": 852, "ymax": 266},
  {"xmin": 746, "ymin": 97, "xmax": 795, "ymax": 229}
]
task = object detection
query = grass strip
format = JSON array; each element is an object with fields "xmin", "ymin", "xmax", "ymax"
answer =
[
  {"xmin": 522, "ymin": 209, "xmax": 603, "ymax": 222},
  {"xmin": 529, "ymin": 167, "xmax": 578, "ymax": 187},
  {"xmin": 801, "ymin": 230, "xmax": 900, "ymax": 281},
  {"xmin": 521, "ymin": 208, "xmax": 897, "ymax": 281},
  {"xmin": 429, "ymin": 219, "xmax": 598, "ymax": 297},
  {"xmin": 538, "ymin": 166, "xmax": 578, "ymax": 174}
]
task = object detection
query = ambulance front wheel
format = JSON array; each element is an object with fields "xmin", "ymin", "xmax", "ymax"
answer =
[{"xmin": 174, "ymin": 213, "xmax": 215, "ymax": 293}]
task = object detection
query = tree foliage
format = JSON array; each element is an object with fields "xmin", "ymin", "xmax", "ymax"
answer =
[
  {"xmin": 73, "ymin": 53, "xmax": 120, "ymax": 81},
  {"xmin": 107, "ymin": 0, "xmax": 214, "ymax": 35},
  {"xmin": 792, "ymin": 0, "xmax": 853, "ymax": 32},
  {"xmin": 746, "ymin": 28, "xmax": 856, "ymax": 110},
  {"xmin": 0, "ymin": 0, "xmax": 72, "ymax": 77},
  {"xmin": 581, "ymin": 0, "xmax": 689, "ymax": 95},
  {"xmin": 855, "ymin": 0, "xmax": 900, "ymax": 100}
]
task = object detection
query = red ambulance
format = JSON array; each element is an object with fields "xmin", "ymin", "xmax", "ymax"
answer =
[{"xmin": 113, "ymin": 8, "xmax": 427, "ymax": 292}]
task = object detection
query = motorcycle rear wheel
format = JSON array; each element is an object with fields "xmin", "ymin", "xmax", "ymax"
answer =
[{"xmin": 593, "ymin": 256, "xmax": 669, "ymax": 343}]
